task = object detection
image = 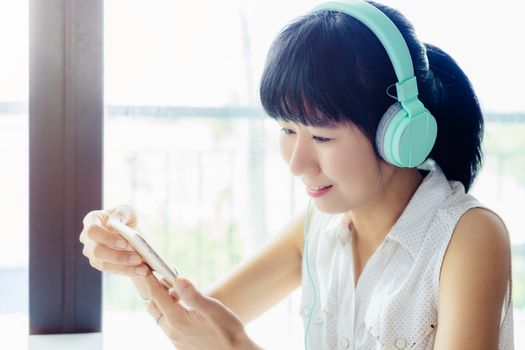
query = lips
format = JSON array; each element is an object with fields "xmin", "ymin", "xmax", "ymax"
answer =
[
  {"xmin": 305, "ymin": 184, "xmax": 333, "ymax": 198},
  {"xmin": 307, "ymin": 185, "xmax": 332, "ymax": 190}
]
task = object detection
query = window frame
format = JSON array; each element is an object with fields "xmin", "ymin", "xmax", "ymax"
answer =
[{"xmin": 29, "ymin": 0, "xmax": 103, "ymax": 334}]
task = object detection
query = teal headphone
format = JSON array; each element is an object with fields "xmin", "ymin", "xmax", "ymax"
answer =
[
  {"xmin": 302, "ymin": 1, "xmax": 438, "ymax": 348},
  {"xmin": 310, "ymin": 0, "xmax": 438, "ymax": 168}
]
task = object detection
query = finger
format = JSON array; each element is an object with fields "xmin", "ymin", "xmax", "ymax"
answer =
[
  {"xmin": 146, "ymin": 299, "xmax": 161, "ymax": 319},
  {"xmin": 170, "ymin": 277, "xmax": 242, "ymax": 328},
  {"xmin": 88, "ymin": 243, "xmax": 144, "ymax": 266},
  {"xmin": 80, "ymin": 210, "xmax": 107, "ymax": 245},
  {"xmin": 168, "ymin": 277, "xmax": 211, "ymax": 313},
  {"xmin": 144, "ymin": 273, "xmax": 186, "ymax": 323},
  {"xmin": 84, "ymin": 223, "xmax": 134, "ymax": 251},
  {"xmin": 90, "ymin": 260, "xmax": 151, "ymax": 277},
  {"xmin": 107, "ymin": 204, "xmax": 138, "ymax": 227},
  {"xmin": 159, "ymin": 277, "xmax": 173, "ymax": 291},
  {"xmin": 83, "ymin": 210, "xmax": 106, "ymax": 227},
  {"xmin": 145, "ymin": 300, "xmax": 172, "ymax": 335}
]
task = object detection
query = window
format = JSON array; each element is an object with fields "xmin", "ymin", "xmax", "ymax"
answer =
[
  {"xmin": 0, "ymin": 0, "xmax": 29, "ymax": 343},
  {"xmin": 102, "ymin": 1, "xmax": 311, "ymax": 347}
]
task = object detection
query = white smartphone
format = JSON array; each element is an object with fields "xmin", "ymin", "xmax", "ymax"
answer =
[{"xmin": 108, "ymin": 217, "xmax": 179, "ymax": 287}]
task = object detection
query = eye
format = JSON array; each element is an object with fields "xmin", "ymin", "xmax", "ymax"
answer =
[
  {"xmin": 313, "ymin": 136, "xmax": 331, "ymax": 144},
  {"xmin": 280, "ymin": 127, "xmax": 295, "ymax": 135},
  {"xmin": 280, "ymin": 128, "xmax": 331, "ymax": 143}
]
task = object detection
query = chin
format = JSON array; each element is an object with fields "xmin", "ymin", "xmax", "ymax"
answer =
[{"xmin": 312, "ymin": 198, "xmax": 349, "ymax": 215}]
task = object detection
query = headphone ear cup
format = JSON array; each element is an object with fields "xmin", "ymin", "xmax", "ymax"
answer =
[
  {"xmin": 376, "ymin": 102, "xmax": 403, "ymax": 163},
  {"xmin": 376, "ymin": 101, "xmax": 438, "ymax": 167},
  {"xmin": 392, "ymin": 108, "xmax": 437, "ymax": 167}
]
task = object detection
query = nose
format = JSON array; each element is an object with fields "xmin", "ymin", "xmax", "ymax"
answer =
[{"xmin": 286, "ymin": 134, "xmax": 319, "ymax": 177}]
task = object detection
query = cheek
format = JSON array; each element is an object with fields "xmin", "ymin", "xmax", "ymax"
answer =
[{"xmin": 326, "ymin": 141, "xmax": 379, "ymax": 186}]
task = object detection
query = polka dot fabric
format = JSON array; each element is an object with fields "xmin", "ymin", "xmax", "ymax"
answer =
[{"xmin": 300, "ymin": 158, "xmax": 514, "ymax": 349}]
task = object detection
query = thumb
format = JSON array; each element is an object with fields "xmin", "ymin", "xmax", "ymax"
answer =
[
  {"xmin": 107, "ymin": 204, "xmax": 136, "ymax": 226},
  {"xmin": 169, "ymin": 277, "xmax": 207, "ymax": 309},
  {"xmin": 169, "ymin": 277, "xmax": 243, "ymax": 328}
]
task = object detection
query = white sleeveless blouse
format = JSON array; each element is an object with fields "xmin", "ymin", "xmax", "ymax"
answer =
[{"xmin": 300, "ymin": 159, "xmax": 514, "ymax": 350}]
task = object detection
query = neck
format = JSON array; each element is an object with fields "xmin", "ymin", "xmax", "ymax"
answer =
[{"xmin": 346, "ymin": 167, "xmax": 425, "ymax": 250}]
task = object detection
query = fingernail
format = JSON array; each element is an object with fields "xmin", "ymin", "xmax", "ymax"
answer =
[
  {"xmin": 128, "ymin": 255, "xmax": 141, "ymax": 264},
  {"xmin": 111, "ymin": 216, "xmax": 123, "ymax": 223},
  {"xmin": 135, "ymin": 267, "xmax": 148, "ymax": 276},
  {"xmin": 115, "ymin": 239, "xmax": 127, "ymax": 249},
  {"xmin": 174, "ymin": 279, "xmax": 189, "ymax": 297}
]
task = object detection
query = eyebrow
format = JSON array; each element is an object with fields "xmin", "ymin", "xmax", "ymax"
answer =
[
  {"xmin": 279, "ymin": 120, "xmax": 341, "ymax": 130},
  {"xmin": 314, "ymin": 124, "xmax": 341, "ymax": 130}
]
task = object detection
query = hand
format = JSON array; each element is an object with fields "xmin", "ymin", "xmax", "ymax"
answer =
[
  {"xmin": 79, "ymin": 204, "xmax": 150, "ymax": 277},
  {"xmin": 141, "ymin": 272, "xmax": 263, "ymax": 350}
]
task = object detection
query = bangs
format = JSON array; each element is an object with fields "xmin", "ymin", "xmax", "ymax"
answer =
[{"xmin": 259, "ymin": 12, "xmax": 368, "ymax": 129}]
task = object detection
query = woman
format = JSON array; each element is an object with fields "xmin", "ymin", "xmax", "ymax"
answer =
[{"xmin": 79, "ymin": 0, "xmax": 514, "ymax": 349}]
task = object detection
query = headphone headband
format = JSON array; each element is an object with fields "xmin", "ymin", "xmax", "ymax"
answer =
[
  {"xmin": 309, "ymin": 0, "xmax": 419, "ymax": 103},
  {"xmin": 307, "ymin": 0, "xmax": 437, "ymax": 168}
]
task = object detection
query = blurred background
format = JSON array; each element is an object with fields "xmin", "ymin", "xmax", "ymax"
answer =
[{"xmin": 1, "ymin": 0, "xmax": 524, "ymax": 348}]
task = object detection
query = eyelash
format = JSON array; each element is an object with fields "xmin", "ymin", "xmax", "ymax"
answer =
[{"xmin": 280, "ymin": 128, "xmax": 331, "ymax": 144}]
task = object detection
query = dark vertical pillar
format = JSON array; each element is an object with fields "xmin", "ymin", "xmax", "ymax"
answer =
[{"xmin": 29, "ymin": 0, "xmax": 103, "ymax": 334}]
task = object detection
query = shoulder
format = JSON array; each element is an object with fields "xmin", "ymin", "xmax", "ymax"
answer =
[
  {"xmin": 444, "ymin": 207, "xmax": 510, "ymax": 273},
  {"xmin": 434, "ymin": 206, "xmax": 511, "ymax": 348},
  {"xmin": 440, "ymin": 206, "xmax": 511, "ymax": 287}
]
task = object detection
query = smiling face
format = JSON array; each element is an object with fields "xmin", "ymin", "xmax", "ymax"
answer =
[{"xmin": 278, "ymin": 119, "xmax": 394, "ymax": 214}]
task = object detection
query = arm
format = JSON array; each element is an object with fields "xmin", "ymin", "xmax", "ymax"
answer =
[
  {"xmin": 433, "ymin": 208, "xmax": 511, "ymax": 350},
  {"xmin": 204, "ymin": 209, "xmax": 306, "ymax": 325}
]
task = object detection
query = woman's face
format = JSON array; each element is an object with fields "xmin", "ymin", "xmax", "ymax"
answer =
[{"xmin": 278, "ymin": 119, "xmax": 393, "ymax": 214}]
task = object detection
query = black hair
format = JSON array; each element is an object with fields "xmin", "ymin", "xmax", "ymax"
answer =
[{"xmin": 258, "ymin": 0, "xmax": 483, "ymax": 192}]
